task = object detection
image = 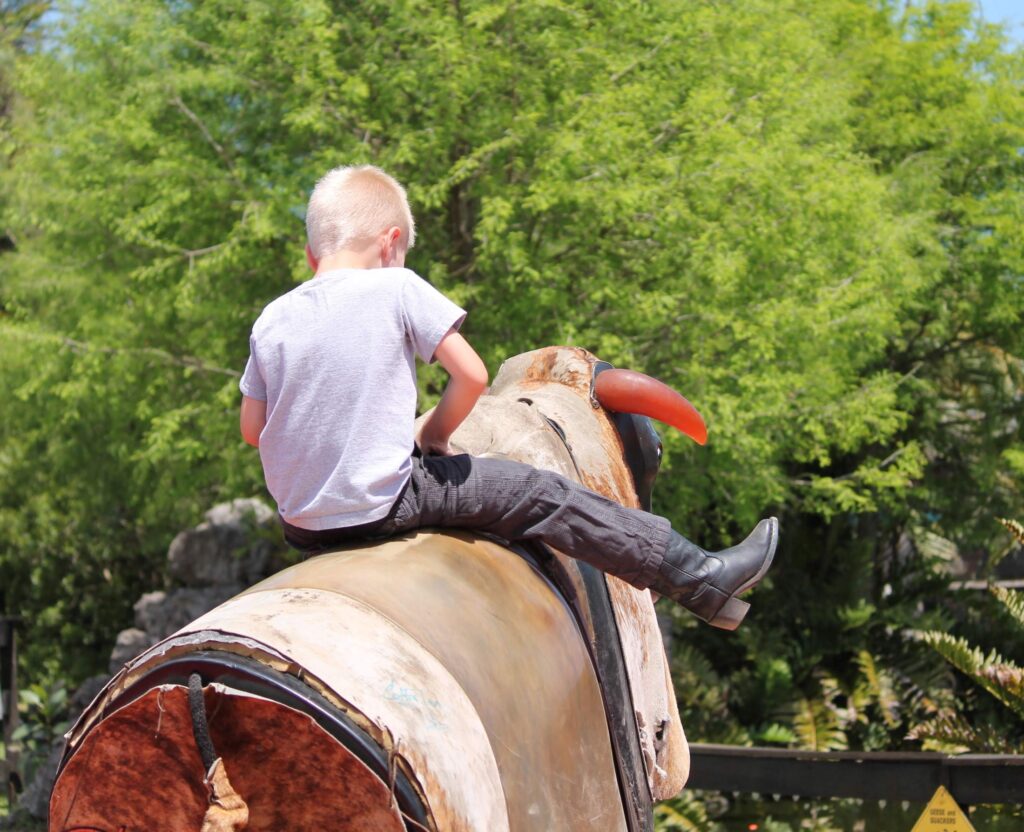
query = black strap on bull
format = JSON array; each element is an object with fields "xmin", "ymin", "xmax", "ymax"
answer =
[
  {"xmin": 188, "ymin": 672, "xmax": 218, "ymax": 772},
  {"xmin": 514, "ymin": 540, "xmax": 655, "ymax": 832}
]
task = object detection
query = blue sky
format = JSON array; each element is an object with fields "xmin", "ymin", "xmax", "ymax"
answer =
[{"xmin": 979, "ymin": 0, "xmax": 1024, "ymax": 42}]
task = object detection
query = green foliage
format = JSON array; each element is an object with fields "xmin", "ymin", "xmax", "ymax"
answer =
[
  {"xmin": 9, "ymin": 680, "xmax": 69, "ymax": 793},
  {"xmin": 993, "ymin": 584, "xmax": 1024, "ymax": 629},
  {"xmin": 921, "ymin": 631, "xmax": 1024, "ymax": 721},
  {"xmin": 907, "ymin": 706, "xmax": 1019, "ymax": 755},
  {"xmin": 855, "ymin": 650, "xmax": 900, "ymax": 731},
  {"xmin": 661, "ymin": 2, "xmax": 1022, "ymax": 765},
  {"xmin": 999, "ymin": 517, "xmax": 1024, "ymax": 548},
  {"xmin": 792, "ymin": 687, "xmax": 849, "ymax": 752},
  {"xmin": 913, "ymin": 520, "xmax": 1024, "ymax": 753},
  {"xmin": 654, "ymin": 791, "xmax": 713, "ymax": 832},
  {"xmin": 666, "ymin": 497, "xmax": 965, "ymax": 759},
  {"xmin": 669, "ymin": 638, "xmax": 750, "ymax": 746},
  {"xmin": 0, "ymin": 2, "xmax": 1020, "ymax": 785}
]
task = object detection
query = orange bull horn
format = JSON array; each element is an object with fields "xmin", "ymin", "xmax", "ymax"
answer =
[{"xmin": 594, "ymin": 368, "xmax": 708, "ymax": 446}]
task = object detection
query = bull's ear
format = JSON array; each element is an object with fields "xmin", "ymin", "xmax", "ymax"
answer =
[
  {"xmin": 593, "ymin": 369, "xmax": 707, "ymax": 445},
  {"xmin": 615, "ymin": 412, "xmax": 663, "ymax": 511}
]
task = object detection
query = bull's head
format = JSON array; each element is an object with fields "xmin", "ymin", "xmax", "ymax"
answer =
[{"xmin": 439, "ymin": 345, "xmax": 700, "ymax": 801}]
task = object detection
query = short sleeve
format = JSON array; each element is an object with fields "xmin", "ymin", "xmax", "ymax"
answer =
[
  {"xmin": 239, "ymin": 334, "xmax": 267, "ymax": 400},
  {"xmin": 401, "ymin": 273, "xmax": 467, "ymax": 363}
]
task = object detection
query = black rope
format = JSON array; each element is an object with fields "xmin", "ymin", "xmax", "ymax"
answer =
[{"xmin": 188, "ymin": 672, "xmax": 218, "ymax": 772}]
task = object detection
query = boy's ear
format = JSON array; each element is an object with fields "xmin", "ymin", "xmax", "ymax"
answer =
[
  {"xmin": 305, "ymin": 244, "xmax": 318, "ymax": 272},
  {"xmin": 381, "ymin": 226, "xmax": 404, "ymax": 267}
]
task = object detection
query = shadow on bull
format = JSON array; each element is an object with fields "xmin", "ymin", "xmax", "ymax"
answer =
[{"xmin": 50, "ymin": 346, "xmax": 710, "ymax": 832}]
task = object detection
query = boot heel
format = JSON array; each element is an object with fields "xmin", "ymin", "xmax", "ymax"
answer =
[{"xmin": 708, "ymin": 596, "xmax": 750, "ymax": 631}]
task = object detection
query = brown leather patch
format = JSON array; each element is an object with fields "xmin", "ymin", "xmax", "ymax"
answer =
[{"xmin": 51, "ymin": 686, "xmax": 405, "ymax": 832}]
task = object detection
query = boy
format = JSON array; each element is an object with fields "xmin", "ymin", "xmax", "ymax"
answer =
[{"xmin": 239, "ymin": 165, "xmax": 777, "ymax": 630}]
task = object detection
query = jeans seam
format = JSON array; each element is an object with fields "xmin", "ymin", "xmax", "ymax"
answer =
[{"xmin": 629, "ymin": 516, "xmax": 670, "ymax": 589}]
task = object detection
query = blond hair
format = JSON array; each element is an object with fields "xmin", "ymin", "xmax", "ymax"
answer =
[{"xmin": 305, "ymin": 165, "xmax": 416, "ymax": 258}]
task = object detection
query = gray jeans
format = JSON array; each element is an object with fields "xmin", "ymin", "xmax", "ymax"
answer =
[{"xmin": 281, "ymin": 454, "xmax": 670, "ymax": 590}]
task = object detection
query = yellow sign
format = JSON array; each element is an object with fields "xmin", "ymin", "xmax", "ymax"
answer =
[{"xmin": 911, "ymin": 785, "xmax": 976, "ymax": 831}]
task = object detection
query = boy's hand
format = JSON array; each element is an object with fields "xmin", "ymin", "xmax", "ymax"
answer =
[
  {"xmin": 415, "ymin": 422, "xmax": 456, "ymax": 456},
  {"xmin": 418, "ymin": 436, "xmax": 456, "ymax": 457}
]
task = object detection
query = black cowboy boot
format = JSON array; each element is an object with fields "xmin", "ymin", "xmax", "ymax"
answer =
[{"xmin": 651, "ymin": 517, "xmax": 778, "ymax": 631}]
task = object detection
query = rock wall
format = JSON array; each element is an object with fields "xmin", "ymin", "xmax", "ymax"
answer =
[{"xmin": 107, "ymin": 497, "xmax": 289, "ymax": 674}]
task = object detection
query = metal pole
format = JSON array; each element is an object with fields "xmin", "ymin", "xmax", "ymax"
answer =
[{"xmin": 1, "ymin": 614, "xmax": 20, "ymax": 810}]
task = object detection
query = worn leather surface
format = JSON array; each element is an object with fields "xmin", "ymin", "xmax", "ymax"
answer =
[{"xmin": 435, "ymin": 346, "xmax": 690, "ymax": 800}]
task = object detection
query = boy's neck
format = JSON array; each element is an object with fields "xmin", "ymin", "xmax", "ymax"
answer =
[
  {"xmin": 311, "ymin": 237, "xmax": 406, "ymax": 276},
  {"xmin": 315, "ymin": 250, "xmax": 382, "ymax": 273}
]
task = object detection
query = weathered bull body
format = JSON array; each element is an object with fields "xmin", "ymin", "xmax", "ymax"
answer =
[{"xmin": 51, "ymin": 347, "xmax": 691, "ymax": 831}]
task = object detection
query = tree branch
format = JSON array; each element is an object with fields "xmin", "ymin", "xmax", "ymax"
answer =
[
  {"xmin": 610, "ymin": 33, "xmax": 672, "ymax": 84},
  {"xmin": 170, "ymin": 93, "xmax": 236, "ymax": 173},
  {"xmin": 790, "ymin": 446, "xmax": 910, "ymax": 486},
  {"xmin": 182, "ymin": 241, "xmax": 228, "ymax": 269},
  {"xmin": 2, "ymin": 325, "xmax": 240, "ymax": 378}
]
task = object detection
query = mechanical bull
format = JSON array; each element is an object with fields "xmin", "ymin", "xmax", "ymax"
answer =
[{"xmin": 50, "ymin": 347, "xmax": 710, "ymax": 832}]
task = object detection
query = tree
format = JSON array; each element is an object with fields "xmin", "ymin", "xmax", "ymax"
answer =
[{"xmin": 0, "ymin": 2, "xmax": 1020, "ymax": 769}]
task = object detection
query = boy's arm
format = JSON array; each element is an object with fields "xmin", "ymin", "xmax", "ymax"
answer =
[
  {"xmin": 418, "ymin": 329, "xmax": 488, "ymax": 456},
  {"xmin": 240, "ymin": 395, "xmax": 267, "ymax": 447}
]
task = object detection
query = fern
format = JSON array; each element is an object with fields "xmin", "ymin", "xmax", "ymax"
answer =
[
  {"xmin": 997, "ymin": 517, "xmax": 1024, "ymax": 547},
  {"xmin": 756, "ymin": 722, "xmax": 798, "ymax": 745},
  {"xmin": 978, "ymin": 663, "xmax": 1024, "ymax": 703},
  {"xmin": 914, "ymin": 517, "xmax": 1024, "ymax": 739},
  {"xmin": 887, "ymin": 639, "xmax": 958, "ymax": 720},
  {"xmin": 907, "ymin": 709, "xmax": 1017, "ymax": 754},
  {"xmin": 793, "ymin": 696, "xmax": 848, "ymax": 751},
  {"xmin": 989, "ymin": 517, "xmax": 1024, "ymax": 573},
  {"xmin": 992, "ymin": 585, "xmax": 1024, "ymax": 629},
  {"xmin": 921, "ymin": 631, "xmax": 1024, "ymax": 721},
  {"xmin": 654, "ymin": 791, "xmax": 713, "ymax": 832},
  {"xmin": 669, "ymin": 642, "xmax": 751, "ymax": 746},
  {"xmin": 856, "ymin": 650, "xmax": 901, "ymax": 729}
]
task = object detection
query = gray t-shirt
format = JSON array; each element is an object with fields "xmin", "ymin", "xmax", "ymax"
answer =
[{"xmin": 239, "ymin": 267, "xmax": 465, "ymax": 530}]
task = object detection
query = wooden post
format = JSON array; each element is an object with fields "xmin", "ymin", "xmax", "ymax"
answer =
[{"xmin": 0, "ymin": 614, "xmax": 20, "ymax": 809}]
